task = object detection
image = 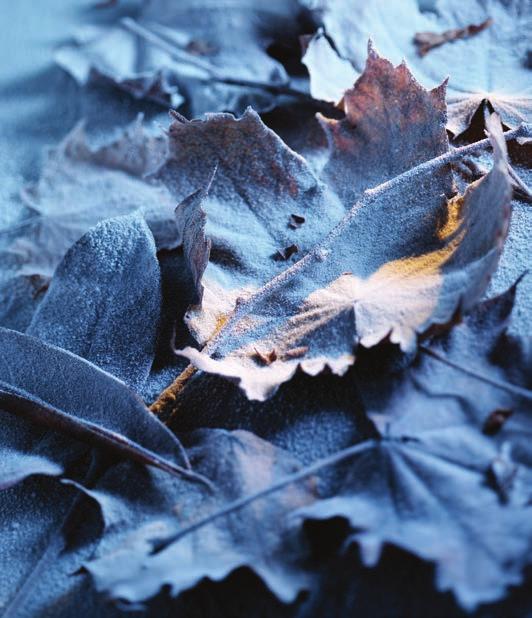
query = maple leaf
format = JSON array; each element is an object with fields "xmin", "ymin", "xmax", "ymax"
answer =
[
  {"xmin": 151, "ymin": 107, "xmax": 343, "ymax": 345},
  {"xmin": 296, "ymin": 284, "xmax": 532, "ymax": 610},
  {"xmin": 355, "ymin": 279, "xmax": 532, "ymax": 497},
  {"xmin": 55, "ymin": 0, "xmax": 306, "ymax": 115},
  {"xmin": 78, "ymin": 430, "xmax": 316, "ymax": 608},
  {"xmin": 174, "ymin": 53, "xmax": 516, "ymax": 401},
  {"xmin": 301, "ymin": 0, "xmax": 532, "ymax": 135}
]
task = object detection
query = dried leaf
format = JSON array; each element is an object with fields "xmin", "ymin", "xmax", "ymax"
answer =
[
  {"xmin": 152, "ymin": 106, "xmax": 343, "ymax": 345},
  {"xmin": 27, "ymin": 214, "xmax": 161, "ymax": 390},
  {"xmin": 302, "ymin": 0, "xmax": 531, "ymax": 134},
  {"xmin": 413, "ymin": 17, "xmax": 493, "ymax": 56},
  {"xmin": 80, "ymin": 430, "xmax": 317, "ymax": 607},
  {"xmin": 177, "ymin": 55, "xmax": 513, "ymax": 401},
  {"xmin": 1, "ymin": 115, "xmax": 177, "ymax": 284},
  {"xmin": 55, "ymin": 0, "xmax": 305, "ymax": 115}
]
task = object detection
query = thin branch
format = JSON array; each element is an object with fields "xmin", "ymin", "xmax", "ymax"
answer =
[
  {"xmin": 121, "ymin": 18, "xmax": 317, "ymax": 102},
  {"xmin": 420, "ymin": 345, "xmax": 532, "ymax": 401},
  {"xmin": 151, "ymin": 439, "xmax": 377, "ymax": 553}
]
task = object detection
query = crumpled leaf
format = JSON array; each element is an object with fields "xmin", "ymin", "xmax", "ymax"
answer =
[
  {"xmin": 413, "ymin": 16, "xmax": 493, "ymax": 56},
  {"xmin": 55, "ymin": 22, "xmax": 185, "ymax": 108},
  {"xmin": 26, "ymin": 214, "xmax": 161, "ymax": 390},
  {"xmin": 55, "ymin": 0, "xmax": 306, "ymax": 115},
  {"xmin": 177, "ymin": 53, "xmax": 513, "ymax": 400},
  {"xmin": 302, "ymin": 0, "xmax": 531, "ymax": 135},
  {"xmin": 355, "ymin": 280, "xmax": 532, "ymax": 500},
  {"xmin": 6, "ymin": 115, "xmax": 175, "ymax": 278},
  {"xmin": 296, "ymin": 290, "xmax": 532, "ymax": 609},
  {"xmin": 79, "ymin": 429, "xmax": 316, "ymax": 607}
]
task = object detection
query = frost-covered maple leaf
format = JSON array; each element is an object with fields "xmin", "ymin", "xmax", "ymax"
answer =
[
  {"xmin": 174, "ymin": 50, "xmax": 516, "ymax": 400},
  {"xmin": 301, "ymin": 0, "xmax": 532, "ymax": 135}
]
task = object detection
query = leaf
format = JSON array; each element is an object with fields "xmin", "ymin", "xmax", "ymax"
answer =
[
  {"xmin": 0, "ymin": 327, "xmax": 210, "ymax": 489},
  {"xmin": 27, "ymin": 213, "xmax": 161, "ymax": 390},
  {"xmin": 302, "ymin": 0, "xmax": 532, "ymax": 135},
  {"xmin": 301, "ymin": 28, "xmax": 358, "ymax": 104},
  {"xmin": 413, "ymin": 16, "xmax": 493, "ymax": 56},
  {"xmin": 55, "ymin": 23, "xmax": 185, "ymax": 108},
  {"xmin": 2, "ymin": 115, "xmax": 176, "ymax": 281},
  {"xmin": 79, "ymin": 429, "xmax": 317, "ymax": 607},
  {"xmin": 356, "ymin": 279, "xmax": 532, "ymax": 492},
  {"xmin": 55, "ymin": 0, "xmax": 306, "ymax": 115},
  {"xmin": 176, "ymin": 57, "xmax": 513, "ymax": 401},
  {"xmin": 174, "ymin": 177, "xmax": 213, "ymax": 308},
  {"xmin": 317, "ymin": 42, "xmax": 451, "ymax": 206},
  {"xmin": 152, "ymin": 107, "xmax": 343, "ymax": 345},
  {"xmin": 0, "ymin": 470, "xmax": 103, "ymax": 617},
  {"xmin": 296, "ymin": 285, "xmax": 532, "ymax": 610}
]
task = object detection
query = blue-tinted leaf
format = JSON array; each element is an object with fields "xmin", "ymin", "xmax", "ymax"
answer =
[
  {"xmin": 177, "ymin": 64, "xmax": 512, "ymax": 400},
  {"xmin": 27, "ymin": 213, "xmax": 161, "ymax": 390},
  {"xmin": 81, "ymin": 430, "xmax": 316, "ymax": 607},
  {"xmin": 1, "ymin": 115, "xmax": 176, "ymax": 281},
  {"xmin": 55, "ymin": 0, "xmax": 305, "ymax": 115},
  {"xmin": 153, "ymin": 107, "xmax": 342, "ymax": 346},
  {"xmin": 297, "ymin": 287, "xmax": 532, "ymax": 610},
  {"xmin": 0, "ymin": 328, "xmax": 201, "ymax": 488}
]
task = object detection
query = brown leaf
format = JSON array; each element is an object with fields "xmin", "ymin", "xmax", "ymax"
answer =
[
  {"xmin": 275, "ymin": 244, "xmax": 299, "ymax": 261},
  {"xmin": 414, "ymin": 18, "xmax": 493, "ymax": 57}
]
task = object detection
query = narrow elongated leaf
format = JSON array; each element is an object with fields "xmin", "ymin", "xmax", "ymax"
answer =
[
  {"xmin": 0, "ymin": 328, "xmax": 199, "ymax": 488},
  {"xmin": 27, "ymin": 214, "xmax": 161, "ymax": 390}
]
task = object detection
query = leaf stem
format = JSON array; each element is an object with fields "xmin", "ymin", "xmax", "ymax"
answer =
[
  {"xmin": 151, "ymin": 438, "xmax": 376, "ymax": 553},
  {"xmin": 419, "ymin": 345, "xmax": 532, "ymax": 401}
]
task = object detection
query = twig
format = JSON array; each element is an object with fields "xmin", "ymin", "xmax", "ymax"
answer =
[{"xmin": 121, "ymin": 17, "xmax": 316, "ymax": 102}]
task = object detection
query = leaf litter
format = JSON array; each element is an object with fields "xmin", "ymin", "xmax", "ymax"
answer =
[{"xmin": 1, "ymin": 1, "xmax": 532, "ymax": 616}]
